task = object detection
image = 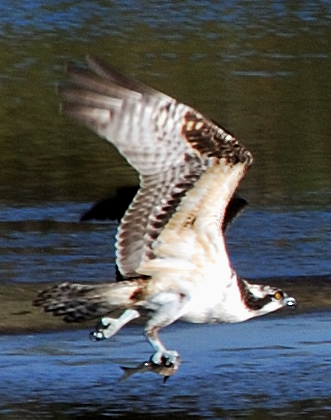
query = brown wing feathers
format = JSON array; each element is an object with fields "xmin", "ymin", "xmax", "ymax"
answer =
[
  {"xmin": 60, "ymin": 57, "xmax": 252, "ymax": 279},
  {"xmin": 182, "ymin": 111, "xmax": 253, "ymax": 165}
]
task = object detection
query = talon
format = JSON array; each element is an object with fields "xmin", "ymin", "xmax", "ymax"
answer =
[
  {"xmin": 161, "ymin": 355, "xmax": 175, "ymax": 368},
  {"xmin": 90, "ymin": 316, "xmax": 122, "ymax": 341},
  {"xmin": 150, "ymin": 350, "xmax": 180, "ymax": 368},
  {"xmin": 89, "ymin": 317, "xmax": 109, "ymax": 342},
  {"xmin": 90, "ymin": 331, "xmax": 105, "ymax": 341},
  {"xmin": 99, "ymin": 317, "xmax": 111, "ymax": 328}
]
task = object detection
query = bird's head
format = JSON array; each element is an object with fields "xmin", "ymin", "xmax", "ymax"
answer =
[{"xmin": 238, "ymin": 279, "xmax": 297, "ymax": 318}]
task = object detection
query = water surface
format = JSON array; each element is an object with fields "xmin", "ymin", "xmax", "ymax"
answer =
[
  {"xmin": 1, "ymin": 312, "xmax": 331, "ymax": 419},
  {"xmin": 0, "ymin": 203, "xmax": 330, "ymax": 283},
  {"xmin": 0, "ymin": 0, "xmax": 331, "ymax": 205},
  {"xmin": 1, "ymin": 1, "xmax": 331, "ymax": 419}
]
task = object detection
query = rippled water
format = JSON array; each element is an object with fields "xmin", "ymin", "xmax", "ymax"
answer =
[
  {"xmin": 0, "ymin": 204, "xmax": 330, "ymax": 283},
  {"xmin": 1, "ymin": 312, "xmax": 331, "ymax": 419},
  {"xmin": 1, "ymin": 0, "xmax": 331, "ymax": 204},
  {"xmin": 1, "ymin": 0, "xmax": 331, "ymax": 418},
  {"xmin": 0, "ymin": 203, "xmax": 331, "ymax": 419}
]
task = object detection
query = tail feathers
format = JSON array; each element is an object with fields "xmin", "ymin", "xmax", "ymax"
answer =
[
  {"xmin": 33, "ymin": 282, "xmax": 116, "ymax": 323},
  {"xmin": 33, "ymin": 280, "xmax": 148, "ymax": 323}
]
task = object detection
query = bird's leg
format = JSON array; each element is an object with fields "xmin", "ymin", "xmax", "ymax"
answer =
[
  {"xmin": 145, "ymin": 292, "xmax": 187, "ymax": 367},
  {"xmin": 146, "ymin": 325, "xmax": 180, "ymax": 368},
  {"xmin": 90, "ymin": 308, "xmax": 140, "ymax": 341}
]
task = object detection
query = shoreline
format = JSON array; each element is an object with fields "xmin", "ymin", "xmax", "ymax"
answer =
[{"xmin": 1, "ymin": 275, "xmax": 330, "ymax": 334}]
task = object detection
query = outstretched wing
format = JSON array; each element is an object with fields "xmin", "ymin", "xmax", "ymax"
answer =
[{"xmin": 60, "ymin": 56, "xmax": 252, "ymax": 278}]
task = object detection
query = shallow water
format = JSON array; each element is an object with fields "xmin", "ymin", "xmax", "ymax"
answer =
[
  {"xmin": 1, "ymin": 1, "xmax": 331, "ymax": 418},
  {"xmin": 1, "ymin": 312, "xmax": 331, "ymax": 419},
  {"xmin": 1, "ymin": 204, "xmax": 330, "ymax": 419}
]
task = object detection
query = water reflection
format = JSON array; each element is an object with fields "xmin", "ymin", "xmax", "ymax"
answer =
[
  {"xmin": 0, "ymin": 0, "xmax": 331, "ymax": 204},
  {"xmin": 1, "ymin": 2, "xmax": 331, "ymax": 419}
]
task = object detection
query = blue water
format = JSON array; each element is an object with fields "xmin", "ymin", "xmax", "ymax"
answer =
[
  {"xmin": 1, "ymin": 1, "xmax": 331, "ymax": 418},
  {"xmin": 2, "ymin": 0, "xmax": 331, "ymax": 36},
  {"xmin": 227, "ymin": 208, "xmax": 331, "ymax": 278},
  {"xmin": 1, "ymin": 312, "xmax": 331, "ymax": 418},
  {"xmin": 0, "ymin": 203, "xmax": 330, "ymax": 284}
]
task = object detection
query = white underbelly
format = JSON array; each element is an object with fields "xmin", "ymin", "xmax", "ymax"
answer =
[
  {"xmin": 179, "ymin": 285, "xmax": 225, "ymax": 324},
  {"xmin": 179, "ymin": 277, "xmax": 251, "ymax": 324}
]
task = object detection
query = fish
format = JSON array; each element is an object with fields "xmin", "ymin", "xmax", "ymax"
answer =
[{"xmin": 119, "ymin": 356, "xmax": 180, "ymax": 383}]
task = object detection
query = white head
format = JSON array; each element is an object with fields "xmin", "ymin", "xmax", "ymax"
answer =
[{"xmin": 237, "ymin": 278, "xmax": 297, "ymax": 319}]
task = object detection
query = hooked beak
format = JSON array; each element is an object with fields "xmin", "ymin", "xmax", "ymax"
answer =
[{"xmin": 284, "ymin": 296, "xmax": 297, "ymax": 308}]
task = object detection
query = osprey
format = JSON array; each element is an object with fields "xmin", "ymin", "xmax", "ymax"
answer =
[{"xmin": 34, "ymin": 56, "xmax": 296, "ymax": 369}]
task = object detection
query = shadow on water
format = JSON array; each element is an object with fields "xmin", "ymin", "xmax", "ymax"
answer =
[{"xmin": 0, "ymin": 202, "xmax": 330, "ymax": 333}]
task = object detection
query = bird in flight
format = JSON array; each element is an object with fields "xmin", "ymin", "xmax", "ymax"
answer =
[{"xmin": 34, "ymin": 56, "xmax": 296, "ymax": 370}]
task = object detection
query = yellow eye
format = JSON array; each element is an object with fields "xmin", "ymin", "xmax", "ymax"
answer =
[{"xmin": 274, "ymin": 291, "xmax": 283, "ymax": 300}]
